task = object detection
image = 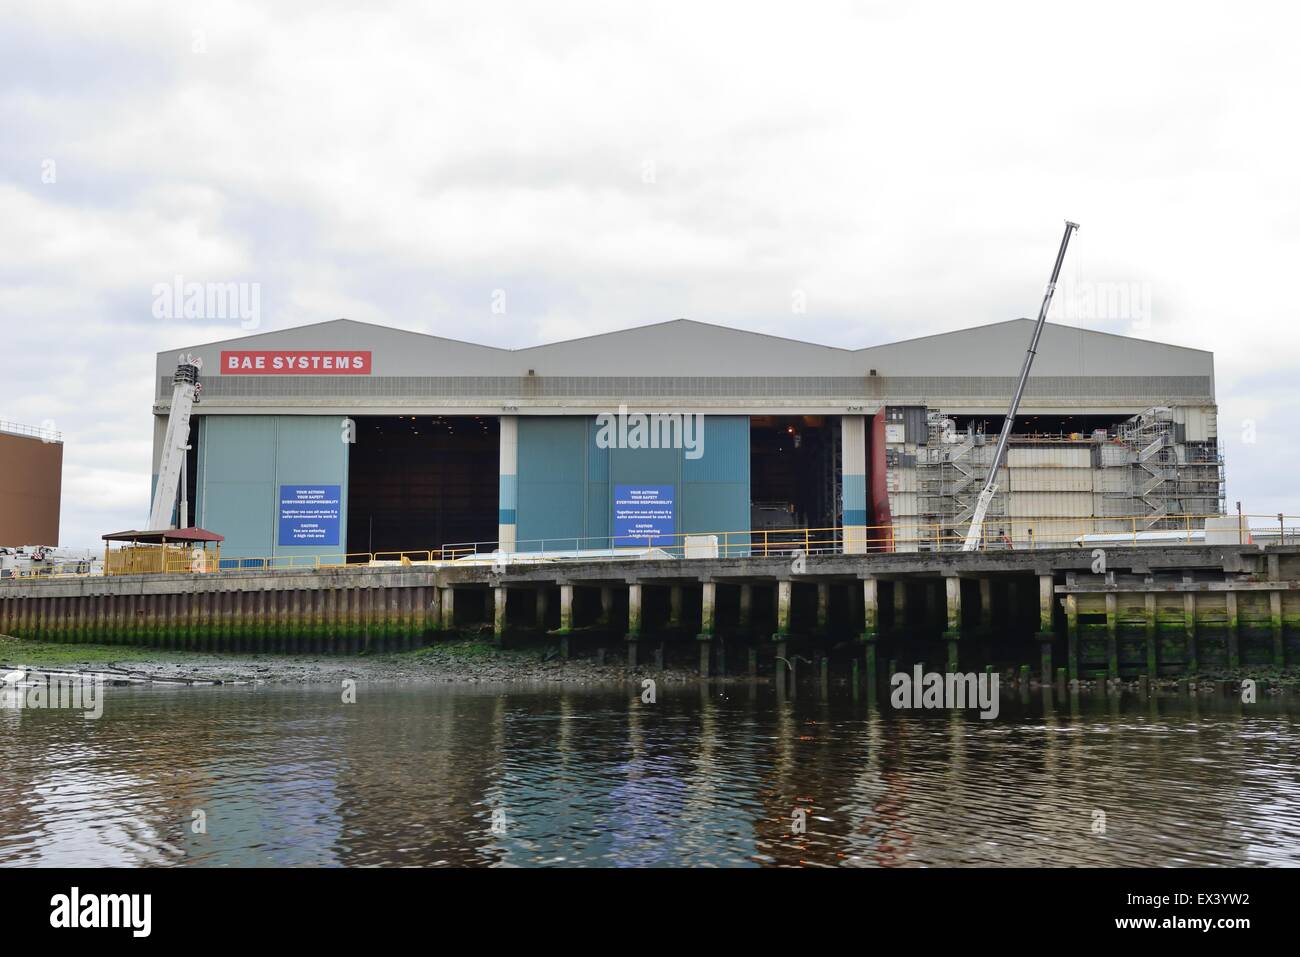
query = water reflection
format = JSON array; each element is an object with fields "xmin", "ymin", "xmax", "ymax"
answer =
[{"xmin": 1, "ymin": 683, "xmax": 1297, "ymax": 867}]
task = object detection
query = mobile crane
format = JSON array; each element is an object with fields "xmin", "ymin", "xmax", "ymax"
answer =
[
  {"xmin": 961, "ymin": 221, "xmax": 1079, "ymax": 551},
  {"xmin": 147, "ymin": 353, "xmax": 203, "ymax": 530}
]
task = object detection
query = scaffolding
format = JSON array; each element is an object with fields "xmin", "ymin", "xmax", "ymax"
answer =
[
  {"xmin": 1112, "ymin": 406, "xmax": 1223, "ymax": 527},
  {"xmin": 917, "ymin": 412, "xmax": 1008, "ymax": 547},
  {"xmin": 910, "ymin": 403, "xmax": 1225, "ymax": 547}
]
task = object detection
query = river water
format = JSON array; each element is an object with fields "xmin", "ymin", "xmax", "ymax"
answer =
[{"xmin": 2, "ymin": 680, "xmax": 1297, "ymax": 867}]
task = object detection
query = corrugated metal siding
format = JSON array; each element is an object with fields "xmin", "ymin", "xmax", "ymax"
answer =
[
  {"xmin": 517, "ymin": 414, "xmax": 751, "ymax": 547},
  {"xmin": 1008, "ymin": 467, "xmax": 1094, "ymax": 491},
  {"xmin": 682, "ymin": 416, "xmax": 750, "ymax": 542},
  {"xmin": 610, "ymin": 445, "xmax": 679, "ymax": 486},
  {"xmin": 1099, "ymin": 495, "xmax": 1143, "ymax": 517},
  {"xmin": 682, "ymin": 485, "xmax": 748, "ymax": 538},
  {"xmin": 683, "ymin": 416, "xmax": 748, "ymax": 482},
  {"xmin": 586, "ymin": 420, "xmax": 609, "ymax": 481},
  {"xmin": 182, "ymin": 373, "xmax": 1215, "ymax": 402},
  {"xmin": 274, "ymin": 416, "xmax": 351, "ymax": 559},
  {"xmin": 1093, "ymin": 470, "xmax": 1129, "ymax": 493},
  {"xmin": 887, "ymin": 492, "xmax": 918, "ymax": 516},
  {"xmin": 886, "ymin": 468, "xmax": 918, "ymax": 493},
  {"xmin": 586, "ymin": 420, "xmax": 610, "ymax": 541},
  {"xmin": 198, "ymin": 416, "xmax": 276, "ymax": 559},
  {"xmin": 196, "ymin": 415, "xmax": 348, "ymax": 559},
  {"xmin": 1008, "ymin": 491, "xmax": 1095, "ymax": 517},
  {"xmin": 1007, "ymin": 446, "xmax": 1092, "ymax": 468},
  {"xmin": 1179, "ymin": 406, "xmax": 1214, "ymax": 441},
  {"xmin": 517, "ymin": 417, "xmax": 588, "ymax": 546}
]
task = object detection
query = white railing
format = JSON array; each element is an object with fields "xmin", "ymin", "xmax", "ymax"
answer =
[{"xmin": 0, "ymin": 420, "xmax": 62, "ymax": 443}]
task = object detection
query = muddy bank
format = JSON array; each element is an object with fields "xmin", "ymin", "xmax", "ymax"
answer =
[
  {"xmin": 0, "ymin": 635, "xmax": 707, "ymax": 687},
  {"xmin": 4, "ymin": 633, "xmax": 1295, "ymax": 692}
]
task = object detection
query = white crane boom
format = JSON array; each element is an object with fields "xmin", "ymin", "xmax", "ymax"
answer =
[
  {"xmin": 147, "ymin": 354, "xmax": 203, "ymax": 530},
  {"xmin": 962, "ymin": 221, "xmax": 1079, "ymax": 551}
]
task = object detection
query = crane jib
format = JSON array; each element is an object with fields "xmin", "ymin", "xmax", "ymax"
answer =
[{"xmin": 961, "ymin": 220, "xmax": 1080, "ymax": 552}]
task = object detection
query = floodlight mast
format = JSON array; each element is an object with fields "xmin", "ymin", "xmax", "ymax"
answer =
[{"xmin": 961, "ymin": 220, "xmax": 1080, "ymax": 552}]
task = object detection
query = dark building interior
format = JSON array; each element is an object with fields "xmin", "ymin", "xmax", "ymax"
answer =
[{"xmin": 347, "ymin": 416, "xmax": 499, "ymax": 555}]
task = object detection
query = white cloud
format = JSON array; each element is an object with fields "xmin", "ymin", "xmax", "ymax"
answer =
[{"xmin": 2, "ymin": 0, "xmax": 1299, "ymax": 545}]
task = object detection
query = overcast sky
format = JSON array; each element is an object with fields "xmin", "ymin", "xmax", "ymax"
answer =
[{"xmin": 3, "ymin": 1, "xmax": 1298, "ymax": 548}]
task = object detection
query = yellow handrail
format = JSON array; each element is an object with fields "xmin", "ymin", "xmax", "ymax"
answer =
[{"xmin": 9, "ymin": 512, "xmax": 1292, "ymax": 581}]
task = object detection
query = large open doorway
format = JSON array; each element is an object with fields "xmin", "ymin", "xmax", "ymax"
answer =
[
  {"xmin": 347, "ymin": 416, "xmax": 499, "ymax": 555},
  {"xmin": 749, "ymin": 415, "xmax": 841, "ymax": 534},
  {"xmin": 947, "ymin": 412, "xmax": 1136, "ymax": 439}
]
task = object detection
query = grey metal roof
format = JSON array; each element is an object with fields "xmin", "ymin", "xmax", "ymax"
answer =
[{"xmin": 158, "ymin": 316, "xmax": 1214, "ymax": 382}]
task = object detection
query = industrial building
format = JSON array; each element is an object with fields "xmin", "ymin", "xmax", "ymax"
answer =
[
  {"xmin": 150, "ymin": 318, "xmax": 1224, "ymax": 561},
  {"xmin": 0, "ymin": 421, "xmax": 63, "ymax": 547}
]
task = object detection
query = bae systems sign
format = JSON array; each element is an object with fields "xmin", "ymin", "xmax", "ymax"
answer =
[{"xmin": 220, "ymin": 350, "xmax": 372, "ymax": 374}]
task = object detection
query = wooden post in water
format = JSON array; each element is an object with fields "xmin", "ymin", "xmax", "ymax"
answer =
[
  {"xmin": 1105, "ymin": 591, "xmax": 1119, "ymax": 680},
  {"xmin": 815, "ymin": 582, "xmax": 830, "ymax": 636},
  {"xmin": 535, "ymin": 586, "xmax": 548, "ymax": 632},
  {"xmin": 944, "ymin": 575, "xmax": 961, "ymax": 672},
  {"xmin": 558, "ymin": 583, "xmax": 574, "ymax": 659},
  {"xmin": 775, "ymin": 579, "xmax": 792, "ymax": 638},
  {"xmin": 323, "ymin": 588, "xmax": 337, "ymax": 654},
  {"xmin": 1065, "ymin": 593, "xmax": 1079, "ymax": 682},
  {"xmin": 493, "ymin": 585, "xmax": 508, "ymax": 647},
  {"xmin": 893, "ymin": 579, "xmax": 907, "ymax": 636},
  {"xmin": 1225, "ymin": 591, "xmax": 1240, "ymax": 670},
  {"xmin": 774, "ymin": 579, "xmax": 792, "ymax": 690},
  {"xmin": 1036, "ymin": 574, "xmax": 1055, "ymax": 685},
  {"xmin": 698, "ymin": 580, "xmax": 716, "ymax": 677},
  {"xmin": 1271, "ymin": 590, "xmax": 1285, "ymax": 668},
  {"xmin": 669, "ymin": 585, "xmax": 683, "ymax": 629},
  {"xmin": 626, "ymin": 582, "xmax": 642, "ymax": 666},
  {"xmin": 862, "ymin": 576, "xmax": 879, "ymax": 640},
  {"xmin": 441, "ymin": 587, "xmax": 455, "ymax": 633},
  {"xmin": 1144, "ymin": 590, "xmax": 1158, "ymax": 678},
  {"xmin": 599, "ymin": 586, "xmax": 613, "ymax": 628},
  {"xmin": 1183, "ymin": 582, "xmax": 1198, "ymax": 674},
  {"xmin": 558, "ymin": 583, "xmax": 574, "ymax": 633}
]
